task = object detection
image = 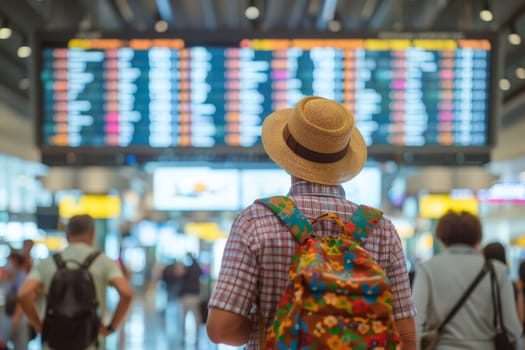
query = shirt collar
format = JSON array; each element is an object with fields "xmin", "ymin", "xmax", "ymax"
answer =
[
  {"xmin": 446, "ymin": 244, "xmax": 480, "ymax": 255},
  {"xmin": 288, "ymin": 181, "xmax": 346, "ymax": 199}
]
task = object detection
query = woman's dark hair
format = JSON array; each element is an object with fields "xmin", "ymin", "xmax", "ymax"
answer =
[
  {"xmin": 483, "ymin": 242, "xmax": 507, "ymax": 265},
  {"xmin": 435, "ymin": 210, "xmax": 482, "ymax": 247},
  {"xmin": 518, "ymin": 261, "xmax": 525, "ymax": 282}
]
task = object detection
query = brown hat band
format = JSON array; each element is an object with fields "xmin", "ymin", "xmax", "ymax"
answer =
[{"xmin": 283, "ymin": 125, "xmax": 349, "ymax": 163}]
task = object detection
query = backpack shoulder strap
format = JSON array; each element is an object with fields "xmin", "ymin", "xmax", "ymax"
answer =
[
  {"xmin": 255, "ymin": 196, "xmax": 313, "ymax": 244},
  {"xmin": 52, "ymin": 253, "xmax": 67, "ymax": 269},
  {"xmin": 344, "ymin": 204, "xmax": 383, "ymax": 244},
  {"xmin": 81, "ymin": 251, "xmax": 102, "ymax": 269}
]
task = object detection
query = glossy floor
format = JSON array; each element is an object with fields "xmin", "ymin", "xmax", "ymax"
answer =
[{"xmin": 26, "ymin": 294, "xmax": 241, "ymax": 350}]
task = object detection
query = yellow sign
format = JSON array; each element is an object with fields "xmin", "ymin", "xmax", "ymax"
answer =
[
  {"xmin": 59, "ymin": 195, "xmax": 121, "ymax": 219},
  {"xmin": 185, "ymin": 222, "xmax": 228, "ymax": 241},
  {"xmin": 419, "ymin": 194, "xmax": 478, "ymax": 219}
]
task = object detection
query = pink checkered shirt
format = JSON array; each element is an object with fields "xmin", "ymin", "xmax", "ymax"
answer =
[{"xmin": 209, "ymin": 181, "xmax": 416, "ymax": 349}]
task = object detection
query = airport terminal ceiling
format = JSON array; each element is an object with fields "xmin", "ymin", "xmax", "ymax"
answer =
[{"xmin": 0, "ymin": 0, "xmax": 525, "ymax": 165}]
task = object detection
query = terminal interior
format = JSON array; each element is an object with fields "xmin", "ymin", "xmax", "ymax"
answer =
[{"xmin": 1, "ymin": 0, "xmax": 525, "ymax": 349}]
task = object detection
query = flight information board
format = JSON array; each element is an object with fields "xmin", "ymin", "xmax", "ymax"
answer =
[{"xmin": 39, "ymin": 37, "xmax": 493, "ymax": 149}]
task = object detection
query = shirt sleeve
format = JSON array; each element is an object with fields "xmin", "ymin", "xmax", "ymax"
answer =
[
  {"xmin": 412, "ymin": 264, "xmax": 431, "ymax": 345},
  {"xmin": 384, "ymin": 219, "xmax": 417, "ymax": 320},
  {"xmin": 27, "ymin": 260, "xmax": 45, "ymax": 282},
  {"xmin": 209, "ymin": 210, "xmax": 259, "ymax": 317},
  {"xmin": 103, "ymin": 255, "xmax": 124, "ymax": 282},
  {"xmin": 495, "ymin": 263, "xmax": 523, "ymax": 341}
]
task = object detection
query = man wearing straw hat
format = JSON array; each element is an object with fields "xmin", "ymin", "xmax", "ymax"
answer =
[{"xmin": 206, "ymin": 96, "xmax": 416, "ymax": 349}]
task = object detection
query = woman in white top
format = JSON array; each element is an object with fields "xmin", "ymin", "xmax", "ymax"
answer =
[{"xmin": 413, "ymin": 211, "xmax": 522, "ymax": 350}]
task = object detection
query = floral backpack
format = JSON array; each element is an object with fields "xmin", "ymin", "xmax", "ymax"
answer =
[{"xmin": 256, "ymin": 196, "xmax": 402, "ymax": 350}]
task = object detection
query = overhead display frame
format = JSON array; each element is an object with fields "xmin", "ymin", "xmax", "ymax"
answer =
[{"xmin": 35, "ymin": 31, "xmax": 498, "ymax": 165}]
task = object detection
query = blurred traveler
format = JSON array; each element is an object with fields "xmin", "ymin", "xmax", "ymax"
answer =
[
  {"xmin": 161, "ymin": 258, "xmax": 184, "ymax": 303},
  {"xmin": 17, "ymin": 214, "xmax": 133, "ymax": 350},
  {"xmin": 519, "ymin": 261, "xmax": 525, "ymax": 348},
  {"xmin": 413, "ymin": 211, "xmax": 522, "ymax": 349},
  {"xmin": 0, "ymin": 250, "xmax": 29, "ymax": 350},
  {"xmin": 180, "ymin": 253, "xmax": 202, "ymax": 346},
  {"xmin": 20, "ymin": 240, "xmax": 34, "ymax": 274},
  {"xmin": 206, "ymin": 96, "xmax": 416, "ymax": 349},
  {"xmin": 483, "ymin": 242, "xmax": 524, "ymax": 324}
]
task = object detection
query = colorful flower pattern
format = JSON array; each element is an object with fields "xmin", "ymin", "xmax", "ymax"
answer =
[{"xmin": 257, "ymin": 196, "xmax": 402, "ymax": 350}]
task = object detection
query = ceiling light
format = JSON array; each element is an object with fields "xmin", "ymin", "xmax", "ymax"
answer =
[
  {"xmin": 479, "ymin": 2, "xmax": 493, "ymax": 22},
  {"xmin": 17, "ymin": 44, "xmax": 31, "ymax": 58},
  {"xmin": 329, "ymin": 19, "xmax": 341, "ymax": 32},
  {"xmin": 245, "ymin": 6, "xmax": 260, "ymax": 20},
  {"xmin": 499, "ymin": 78, "xmax": 511, "ymax": 91},
  {"xmin": 508, "ymin": 32, "xmax": 522, "ymax": 45},
  {"xmin": 154, "ymin": 20, "xmax": 168, "ymax": 32},
  {"xmin": 0, "ymin": 18, "xmax": 11, "ymax": 39},
  {"xmin": 508, "ymin": 24, "xmax": 521, "ymax": 45},
  {"xmin": 0, "ymin": 27, "xmax": 11, "ymax": 39},
  {"xmin": 18, "ymin": 77, "xmax": 29, "ymax": 90},
  {"xmin": 516, "ymin": 67, "xmax": 525, "ymax": 79}
]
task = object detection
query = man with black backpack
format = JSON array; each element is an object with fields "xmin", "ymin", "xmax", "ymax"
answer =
[{"xmin": 17, "ymin": 214, "xmax": 133, "ymax": 350}]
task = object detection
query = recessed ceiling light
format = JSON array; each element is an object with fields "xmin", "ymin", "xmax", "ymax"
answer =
[
  {"xmin": 154, "ymin": 20, "xmax": 168, "ymax": 33},
  {"xmin": 516, "ymin": 67, "xmax": 525, "ymax": 79},
  {"xmin": 479, "ymin": 6, "xmax": 493, "ymax": 22},
  {"xmin": 18, "ymin": 77, "xmax": 29, "ymax": 90},
  {"xmin": 499, "ymin": 78, "xmax": 511, "ymax": 91},
  {"xmin": 0, "ymin": 27, "xmax": 11, "ymax": 39},
  {"xmin": 245, "ymin": 6, "xmax": 260, "ymax": 20},
  {"xmin": 508, "ymin": 32, "xmax": 521, "ymax": 46},
  {"xmin": 17, "ymin": 45, "xmax": 31, "ymax": 58},
  {"xmin": 329, "ymin": 19, "xmax": 341, "ymax": 32}
]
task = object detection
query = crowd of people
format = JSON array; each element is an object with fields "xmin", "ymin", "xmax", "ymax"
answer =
[{"xmin": 160, "ymin": 252, "xmax": 204, "ymax": 346}]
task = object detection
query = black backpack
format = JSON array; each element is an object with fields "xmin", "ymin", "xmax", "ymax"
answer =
[{"xmin": 42, "ymin": 251, "xmax": 101, "ymax": 350}]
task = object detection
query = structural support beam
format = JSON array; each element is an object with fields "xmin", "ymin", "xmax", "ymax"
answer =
[
  {"xmin": 287, "ymin": 0, "xmax": 309, "ymax": 29},
  {"xmin": 200, "ymin": 0, "xmax": 217, "ymax": 30},
  {"xmin": 498, "ymin": 3, "xmax": 525, "ymax": 30},
  {"xmin": 155, "ymin": 0, "xmax": 173, "ymax": 22},
  {"xmin": 316, "ymin": 0, "xmax": 338, "ymax": 30},
  {"xmin": 423, "ymin": 0, "xmax": 451, "ymax": 28},
  {"xmin": 1, "ymin": 0, "xmax": 44, "ymax": 31},
  {"xmin": 368, "ymin": 0, "xmax": 396, "ymax": 29},
  {"xmin": 0, "ymin": 83, "xmax": 28, "ymax": 116}
]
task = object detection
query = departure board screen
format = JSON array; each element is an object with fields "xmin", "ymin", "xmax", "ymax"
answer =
[{"xmin": 39, "ymin": 36, "xmax": 494, "ymax": 150}]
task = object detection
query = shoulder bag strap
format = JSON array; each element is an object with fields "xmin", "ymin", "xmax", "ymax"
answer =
[
  {"xmin": 437, "ymin": 260, "xmax": 490, "ymax": 332},
  {"xmin": 255, "ymin": 195, "xmax": 312, "ymax": 348},
  {"xmin": 488, "ymin": 260, "xmax": 505, "ymax": 333},
  {"xmin": 344, "ymin": 204, "xmax": 383, "ymax": 244},
  {"xmin": 255, "ymin": 195, "xmax": 313, "ymax": 244}
]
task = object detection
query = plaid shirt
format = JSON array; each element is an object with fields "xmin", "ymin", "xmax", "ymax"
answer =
[{"xmin": 209, "ymin": 181, "xmax": 416, "ymax": 349}]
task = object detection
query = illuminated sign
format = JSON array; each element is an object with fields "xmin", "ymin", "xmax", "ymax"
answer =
[
  {"xmin": 59, "ymin": 195, "xmax": 121, "ymax": 218},
  {"xmin": 40, "ymin": 36, "xmax": 493, "ymax": 150},
  {"xmin": 419, "ymin": 193, "xmax": 478, "ymax": 219},
  {"xmin": 477, "ymin": 183, "xmax": 525, "ymax": 204}
]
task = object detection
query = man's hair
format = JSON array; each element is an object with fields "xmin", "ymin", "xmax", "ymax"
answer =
[
  {"xmin": 66, "ymin": 214, "xmax": 95, "ymax": 237},
  {"xmin": 435, "ymin": 210, "xmax": 482, "ymax": 247}
]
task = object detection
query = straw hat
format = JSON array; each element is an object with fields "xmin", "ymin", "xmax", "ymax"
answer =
[{"xmin": 262, "ymin": 96, "xmax": 367, "ymax": 185}]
